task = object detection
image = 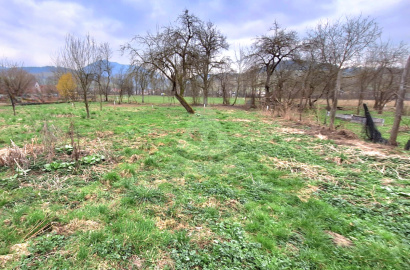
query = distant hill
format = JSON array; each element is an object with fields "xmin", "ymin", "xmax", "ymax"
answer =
[
  {"xmin": 22, "ymin": 66, "xmax": 58, "ymax": 74},
  {"xmin": 110, "ymin": 62, "xmax": 132, "ymax": 75},
  {"xmin": 16, "ymin": 62, "xmax": 131, "ymax": 76}
]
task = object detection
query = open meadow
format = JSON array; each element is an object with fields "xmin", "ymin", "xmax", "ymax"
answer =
[{"xmin": 0, "ymin": 101, "xmax": 409, "ymax": 269}]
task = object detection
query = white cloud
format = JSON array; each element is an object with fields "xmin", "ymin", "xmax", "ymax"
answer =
[
  {"xmin": 0, "ymin": 0, "xmax": 407, "ymax": 66},
  {"xmin": 0, "ymin": 0, "xmax": 124, "ymax": 65},
  {"xmin": 331, "ymin": 0, "xmax": 403, "ymax": 16},
  {"xmin": 287, "ymin": 0, "xmax": 406, "ymax": 39}
]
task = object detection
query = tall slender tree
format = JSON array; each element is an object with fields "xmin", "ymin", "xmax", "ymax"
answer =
[{"xmin": 389, "ymin": 55, "xmax": 410, "ymax": 145}]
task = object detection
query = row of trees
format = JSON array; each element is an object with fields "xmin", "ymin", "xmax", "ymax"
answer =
[
  {"xmin": 1, "ymin": 10, "xmax": 408, "ymax": 144},
  {"xmin": 53, "ymin": 34, "xmax": 170, "ymax": 113},
  {"xmin": 122, "ymin": 11, "xmax": 408, "ymax": 125}
]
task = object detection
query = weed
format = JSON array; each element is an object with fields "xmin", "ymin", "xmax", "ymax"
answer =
[
  {"xmin": 143, "ymin": 156, "xmax": 158, "ymax": 168},
  {"xmin": 103, "ymin": 171, "xmax": 120, "ymax": 183},
  {"xmin": 171, "ymin": 223, "xmax": 271, "ymax": 269},
  {"xmin": 28, "ymin": 233, "xmax": 66, "ymax": 255}
]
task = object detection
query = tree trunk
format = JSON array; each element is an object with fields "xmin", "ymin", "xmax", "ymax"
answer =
[
  {"xmin": 265, "ymin": 71, "xmax": 271, "ymax": 95},
  {"xmin": 203, "ymin": 77, "xmax": 209, "ymax": 106},
  {"xmin": 299, "ymin": 88, "xmax": 305, "ymax": 122},
  {"xmin": 377, "ymin": 105, "xmax": 384, "ymax": 114},
  {"xmin": 299, "ymin": 71, "xmax": 309, "ymax": 121},
  {"xmin": 389, "ymin": 55, "xmax": 410, "ymax": 145},
  {"xmin": 203, "ymin": 94, "xmax": 208, "ymax": 106},
  {"xmin": 142, "ymin": 88, "xmax": 144, "ymax": 103},
  {"xmin": 10, "ymin": 96, "xmax": 16, "ymax": 116},
  {"xmin": 250, "ymin": 88, "xmax": 257, "ymax": 109},
  {"xmin": 84, "ymin": 93, "xmax": 90, "ymax": 118},
  {"xmin": 329, "ymin": 69, "xmax": 341, "ymax": 130},
  {"xmin": 356, "ymin": 84, "xmax": 365, "ymax": 115},
  {"xmin": 99, "ymin": 93, "xmax": 103, "ymax": 111},
  {"xmin": 175, "ymin": 92, "xmax": 195, "ymax": 114},
  {"xmin": 232, "ymin": 83, "xmax": 239, "ymax": 106}
]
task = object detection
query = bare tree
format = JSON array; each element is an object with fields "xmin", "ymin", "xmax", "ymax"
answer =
[
  {"xmin": 134, "ymin": 65, "xmax": 150, "ymax": 103},
  {"xmin": 250, "ymin": 22, "xmax": 300, "ymax": 105},
  {"xmin": 366, "ymin": 41, "xmax": 408, "ymax": 114},
  {"xmin": 0, "ymin": 60, "xmax": 36, "ymax": 115},
  {"xmin": 123, "ymin": 10, "xmax": 210, "ymax": 114},
  {"xmin": 194, "ymin": 21, "xmax": 229, "ymax": 105},
  {"xmin": 94, "ymin": 42, "xmax": 113, "ymax": 110},
  {"xmin": 309, "ymin": 15, "xmax": 381, "ymax": 129},
  {"xmin": 296, "ymin": 42, "xmax": 335, "ymax": 113},
  {"xmin": 243, "ymin": 65, "xmax": 263, "ymax": 108},
  {"xmin": 55, "ymin": 34, "xmax": 100, "ymax": 118},
  {"xmin": 389, "ymin": 55, "xmax": 410, "ymax": 145},
  {"xmin": 232, "ymin": 46, "xmax": 248, "ymax": 106},
  {"xmin": 271, "ymin": 61, "xmax": 302, "ymax": 113},
  {"xmin": 355, "ymin": 66, "xmax": 374, "ymax": 115},
  {"xmin": 216, "ymin": 59, "xmax": 234, "ymax": 105},
  {"xmin": 113, "ymin": 67, "xmax": 133, "ymax": 104},
  {"xmin": 188, "ymin": 76, "xmax": 201, "ymax": 105}
]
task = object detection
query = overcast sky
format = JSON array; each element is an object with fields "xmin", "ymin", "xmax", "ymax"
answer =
[{"xmin": 0, "ymin": 0, "xmax": 408, "ymax": 66}]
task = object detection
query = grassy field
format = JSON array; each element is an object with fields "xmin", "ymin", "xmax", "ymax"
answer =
[
  {"xmin": 104, "ymin": 95, "xmax": 247, "ymax": 106},
  {"xmin": 0, "ymin": 102, "xmax": 409, "ymax": 269}
]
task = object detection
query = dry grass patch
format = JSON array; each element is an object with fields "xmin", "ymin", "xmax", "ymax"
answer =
[
  {"xmin": 148, "ymin": 132, "xmax": 167, "ymax": 138},
  {"xmin": 52, "ymin": 219, "xmax": 102, "ymax": 236},
  {"xmin": 129, "ymin": 255, "xmax": 145, "ymax": 269},
  {"xmin": 325, "ymin": 231, "xmax": 354, "ymax": 247},
  {"xmin": 229, "ymin": 118, "xmax": 252, "ymax": 123},
  {"xmin": 277, "ymin": 127, "xmax": 306, "ymax": 135},
  {"xmin": 127, "ymin": 154, "xmax": 143, "ymax": 163},
  {"xmin": 262, "ymin": 156, "xmax": 335, "ymax": 182},
  {"xmin": 155, "ymin": 217, "xmax": 190, "ymax": 231},
  {"xmin": 285, "ymin": 242, "xmax": 300, "ymax": 253},
  {"xmin": 199, "ymin": 196, "xmax": 220, "ymax": 208},
  {"xmin": 96, "ymin": 130, "xmax": 114, "ymax": 138},
  {"xmin": 0, "ymin": 139, "xmax": 38, "ymax": 170},
  {"xmin": 0, "ymin": 243, "xmax": 30, "ymax": 267},
  {"xmin": 152, "ymin": 251, "xmax": 175, "ymax": 270},
  {"xmin": 188, "ymin": 226, "xmax": 216, "ymax": 249},
  {"xmin": 297, "ymin": 185, "xmax": 319, "ymax": 202},
  {"xmin": 80, "ymin": 164, "xmax": 112, "ymax": 182},
  {"xmin": 170, "ymin": 177, "xmax": 186, "ymax": 186}
]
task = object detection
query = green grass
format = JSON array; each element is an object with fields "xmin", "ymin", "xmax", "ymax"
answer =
[
  {"xmin": 106, "ymin": 94, "xmax": 247, "ymax": 106},
  {"xmin": 0, "ymin": 101, "xmax": 409, "ymax": 269}
]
